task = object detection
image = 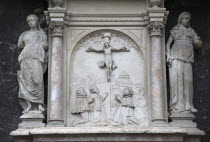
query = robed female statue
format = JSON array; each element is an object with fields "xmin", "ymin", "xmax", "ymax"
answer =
[
  {"xmin": 166, "ymin": 12, "xmax": 202, "ymax": 114},
  {"xmin": 17, "ymin": 14, "xmax": 48, "ymax": 114}
]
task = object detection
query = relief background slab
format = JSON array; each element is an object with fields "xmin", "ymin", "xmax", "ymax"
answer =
[{"xmin": 66, "ymin": 29, "xmax": 148, "ymax": 127}]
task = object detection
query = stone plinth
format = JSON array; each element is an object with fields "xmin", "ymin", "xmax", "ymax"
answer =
[
  {"xmin": 11, "ymin": 127, "xmax": 204, "ymax": 142},
  {"xmin": 19, "ymin": 111, "xmax": 45, "ymax": 128},
  {"xmin": 170, "ymin": 113, "xmax": 197, "ymax": 128}
]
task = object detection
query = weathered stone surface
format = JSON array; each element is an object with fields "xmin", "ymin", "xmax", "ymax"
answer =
[
  {"xmin": 0, "ymin": 0, "xmax": 210, "ymax": 142},
  {"xmin": 68, "ymin": 30, "xmax": 147, "ymax": 127},
  {"xmin": 11, "ymin": 127, "xmax": 204, "ymax": 142}
]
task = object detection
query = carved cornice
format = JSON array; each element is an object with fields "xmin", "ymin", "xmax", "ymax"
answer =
[
  {"xmin": 49, "ymin": 22, "xmax": 65, "ymax": 36},
  {"xmin": 62, "ymin": 13, "xmax": 147, "ymax": 27},
  {"xmin": 45, "ymin": 9, "xmax": 70, "ymax": 36},
  {"xmin": 147, "ymin": 21, "xmax": 164, "ymax": 36}
]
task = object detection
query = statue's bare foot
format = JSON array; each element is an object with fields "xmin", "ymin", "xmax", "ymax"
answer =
[
  {"xmin": 112, "ymin": 65, "xmax": 117, "ymax": 70},
  {"xmin": 22, "ymin": 109, "xmax": 28, "ymax": 114},
  {"xmin": 38, "ymin": 104, "xmax": 45, "ymax": 112},
  {"xmin": 191, "ymin": 107, "xmax": 198, "ymax": 113},
  {"xmin": 23, "ymin": 101, "xmax": 32, "ymax": 114}
]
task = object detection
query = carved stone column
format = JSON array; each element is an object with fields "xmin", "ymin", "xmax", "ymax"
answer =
[
  {"xmin": 147, "ymin": 7, "xmax": 169, "ymax": 126},
  {"xmin": 49, "ymin": 22, "xmax": 65, "ymax": 126},
  {"xmin": 45, "ymin": 2, "xmax": 68, "ymax": 126}
]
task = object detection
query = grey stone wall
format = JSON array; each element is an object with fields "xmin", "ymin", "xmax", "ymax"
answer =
[{"xmin": 0, "ymin": 0, "xmax": 210, "ymax": 141}]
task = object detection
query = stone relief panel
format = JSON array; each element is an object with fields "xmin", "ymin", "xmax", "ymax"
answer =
[{"xmin": 68, "ymin": 30, "xmax": 148, "ymax": 127}]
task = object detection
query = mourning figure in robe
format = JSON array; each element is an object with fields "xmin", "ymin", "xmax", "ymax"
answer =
[
  {"xmin": 166, "ymin": 12, "xmax": 202, "ymax": 113},
  {"xmin": 17, "ymin": 14, "xmax": 48, "ymax": 114}
]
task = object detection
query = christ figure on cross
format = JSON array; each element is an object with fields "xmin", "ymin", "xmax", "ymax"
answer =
[{"xmin": 86, "ymin": 32, "xmax": 129, "ymax": 81}]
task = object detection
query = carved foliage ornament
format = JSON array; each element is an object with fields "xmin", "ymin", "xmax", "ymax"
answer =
[
  {"xmin": 147, "ymin": 22, "xmax": 165, "ymax": 36},
  {"xmin": 49, "ymin": 22, "xmax": 65, "ymax": 36}
]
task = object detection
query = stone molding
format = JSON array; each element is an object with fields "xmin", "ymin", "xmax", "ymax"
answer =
[
  {"xmin": 44, "ymin": 8, "xmax": 71, "ymax": 27},
  {"xmin": 11, "ymin": 127, "xmax": 205, "ymax": 142},
  {"xmin": 65, "ymin": 14, "xmax": 146, "ymax": 27}
]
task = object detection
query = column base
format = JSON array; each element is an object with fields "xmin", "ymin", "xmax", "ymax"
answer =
[
  {"xmin": 170, "ymin": 113, "xmax": 197, "ymax": 128},
  {"xmin": 151, "ymin": 119, "xmax": 170, "ymax": 127},
  {"xmin": 46, "ymin": 121, "xmax": 65, "ymax": 127},
  {"xmin": 19, "ymin": 111, "xmax": 45, "ymax": 128},
  {"xmin": 151, "ymin": 122, "xmax": 170, "ymax": 127}
]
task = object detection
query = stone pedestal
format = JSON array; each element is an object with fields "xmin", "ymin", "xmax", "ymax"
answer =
[
  {"xmin": 170, "ymin": 113, "xmax": 197, "ymax": 128},
  {"xmin": 19, "ymin": 111, "xmax": 45, "ymax": 128}
]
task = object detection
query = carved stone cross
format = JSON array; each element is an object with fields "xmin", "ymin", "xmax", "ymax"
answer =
[{"xmin": 86, "ymin": 33, "xmax": 130, "ymax": 81}]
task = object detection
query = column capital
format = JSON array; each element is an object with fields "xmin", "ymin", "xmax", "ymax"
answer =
[
  {"xmin": 147, "ymin": 21, "xmax": 164, "ymax": 36},
  {"xmin": 45, "ymin": 8, "xmax": 71, "ymax": 36},
  {"xmin": 49, "ymin": 22, "xmax": 65, "ymax": 36},
  {"xmin": 145, "ymin": 7, "xmax": 169, "ymax": 36}
]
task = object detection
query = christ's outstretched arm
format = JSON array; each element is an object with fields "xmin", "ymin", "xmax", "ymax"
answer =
[
  {"xmin": 111, "ymin": 46, "xmax": 129, "ymax": 52},
  {"xmin": 86, "ymin": 46, "xmax": 104, "ymax": 52}
]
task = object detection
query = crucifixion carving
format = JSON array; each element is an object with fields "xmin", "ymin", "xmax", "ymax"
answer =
[{"xmin": 86, "ymin": 32, "xmax": 130, "ymax": 81}]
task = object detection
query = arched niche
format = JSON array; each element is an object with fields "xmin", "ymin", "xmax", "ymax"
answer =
[{"xmin": 67, "ymin": 30, "xmax": 148, "ymax": 127}]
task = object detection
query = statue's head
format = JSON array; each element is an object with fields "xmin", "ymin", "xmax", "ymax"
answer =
[
  {"xmin": 89, "ymin": 85, "xmax": 99, "ymax": 94},
  {"xmin": 178, "ymin": 12, "xmax": 191, "ymax": 28},
  {"xmin": 102, "ymin": 33, "xmax": 111, "ymax": 48},
  {"xmin": 76, "ymin": 87, "xmax": 87, "ymax": 97},
  {"xmin": 26, "ymin": 14, "xmax": 39, "ymax": 29},
  {"xmin": 123, "ymin": 87, "xmax": 133, "ymax": 96}
]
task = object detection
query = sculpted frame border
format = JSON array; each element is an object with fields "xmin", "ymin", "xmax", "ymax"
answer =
[{"xmin": 65, "ymin": 28, "xmax": 148, "ymax": 126}]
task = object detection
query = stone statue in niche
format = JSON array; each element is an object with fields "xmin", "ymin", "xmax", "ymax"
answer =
[
  {"xmin": 71, "ymin": 87, "xmax": 90, "ymax": 126},
  {"xmin": 17, "ymin": 14, "xmax": 48, "ymax": 114},
  {"xmin": 166, "ymin": 12, "xmax": 202, "ymax": 114},
  {"xmin": 86, "ymin": 32, "xmax": 130, "ymax": 81},
  {"xmin": 113, "ymin": 87, "xmax": 139, "ymax": 126}
]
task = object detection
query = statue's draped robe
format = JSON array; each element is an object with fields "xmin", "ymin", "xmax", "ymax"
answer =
[
  {"xmin": 18, "ymin": 29, "xmax": 47, "ymax": 110},
  {"xmin": 89, "ymin": 93, "xmax": 108, "ymax": 123},
  {"xmin": 71, "ymin": 94, "xmax": 89, "ymax": 114},
  {"xmin": 169, "ymin": 26, "xmax": 200, "ymax": 113},
  {"xmin": 113, "ymin": 93, "xmax": 136, "ymax": 125}
]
